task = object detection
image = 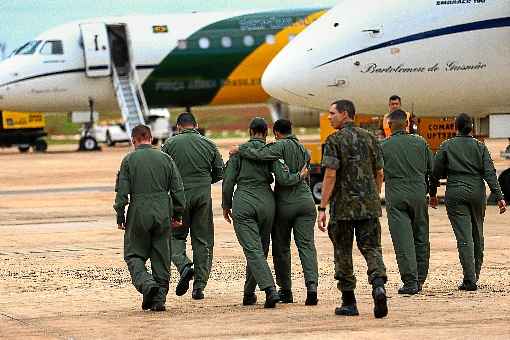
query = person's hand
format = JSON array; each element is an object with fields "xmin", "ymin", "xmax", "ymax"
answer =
[
  {"xmin": 171, "ymin": 218, "xmax": 183, "ymax": 229},
  {"xmin": 229, "ymin": 146, "xmax": 239, "ymax": 156},
  {"xmin": 117, "ymin": 214, "xmax": 125, "ymax": 230},
  {"xmin": 223, "ymin": 208, "xmax": 233, "ymax": 224},
  {"xmin": 317, "ymin": 210, "xmax": 327, "ymax": 232},
  {"xmin": 429, "ymin": 196, "xmax": 438, "ymax": 209},
  {"xmin": 498, "ymin": 200, "xmax": 507, "ymax": 214},
  {"xmin": 299, "ymin": 165, "xmax": 309, "ymax": 180}
]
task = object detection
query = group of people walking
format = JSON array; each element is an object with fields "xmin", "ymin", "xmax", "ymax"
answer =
[{"xmin": 114, "ymin": 98, "xmax": 506, "ymax": 317}]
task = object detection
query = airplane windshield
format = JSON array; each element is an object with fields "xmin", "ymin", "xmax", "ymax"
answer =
[{"xmin": 14, "ymin": 40, "xmax": 42, "ymax": 55}]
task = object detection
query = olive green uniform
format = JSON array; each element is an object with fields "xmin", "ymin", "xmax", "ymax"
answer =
[
  {"xmin": 161, "ymin": 128, "xmax": 224, "ymax": 290},
  {"xmin": 114, "ymin": 144, "xmax": 185, "ymax": 304},
  {"xmin": 322, "ymin": 122, "xmax": 387, "ymax": 292},
  {"xmin": 239, "ymin": 135, "xmax": 318, "ymax": 290},
  {"xmin": 381, "ymin": 130, "xmax": 435, "ymax": 287},
  {"xmin": 432, "ymin": 136, "xmax": 504, "ymax": 283},
  {"xmin": 223, "ymin": 138, "xmax": 302, "ymax": 293}
]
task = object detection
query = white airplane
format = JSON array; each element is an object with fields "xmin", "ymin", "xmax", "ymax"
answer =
[{"xmin": 262, "ymin": 0, "xmax": 510, "ymax": 118}]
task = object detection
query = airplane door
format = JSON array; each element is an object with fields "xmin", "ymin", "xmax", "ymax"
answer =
[{"xmin": 80, "ymin": 23, "xmax": 111, "ymax": 77}]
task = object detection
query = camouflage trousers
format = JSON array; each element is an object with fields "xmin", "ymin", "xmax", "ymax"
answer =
[{"xmin": 328, "ymin": 218, "xmax": 387, "ymax": 292}]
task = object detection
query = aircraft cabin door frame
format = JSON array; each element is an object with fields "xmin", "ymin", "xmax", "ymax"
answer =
[{"xmin": 80, "ymin": 23, "xmax": 112, "ymax": 77}]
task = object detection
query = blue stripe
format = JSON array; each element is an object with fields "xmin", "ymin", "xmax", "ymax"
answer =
[{"xmin": 315, "ymin": 17, "xmax": 510, "ymax": 69}]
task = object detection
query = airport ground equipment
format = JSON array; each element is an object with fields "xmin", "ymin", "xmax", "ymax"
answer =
[{"xmin": 0, "ymin": 111, "xmax": 47, "ymax": 152}]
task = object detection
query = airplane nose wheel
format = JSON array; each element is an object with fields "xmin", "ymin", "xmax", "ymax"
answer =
[{"xmin": 79, "ymin": 136, "xmax": 98, "ymax": 151}]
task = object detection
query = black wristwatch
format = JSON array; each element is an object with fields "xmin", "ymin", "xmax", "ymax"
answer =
[{"xmin": 317, "ymin": 206, "xmax": 326, "ymax": 212}]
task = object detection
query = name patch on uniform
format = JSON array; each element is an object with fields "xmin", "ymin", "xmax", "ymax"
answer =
[{"xmin": 153, "ymin": 25, "xmax": 169, "ymax": 33}]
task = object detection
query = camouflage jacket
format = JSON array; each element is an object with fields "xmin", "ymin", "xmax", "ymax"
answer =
[{"xmin": 322, "ymin": 122, "xmax": 383, "ymax": 220}]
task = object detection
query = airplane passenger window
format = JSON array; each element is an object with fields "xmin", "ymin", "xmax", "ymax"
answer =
[
  {"xmin": 288, "ymin": 34, "xmax": 296, "ymax": 41},
  {"xmin": 221, "ymin": 36, "xmax": 232, "ymax": 48},
  {"xmin": 15, "ymin": 40, "xmax": 42, "ymax": 55},
  {"xmin": 243, "ymin": 35, "xmax": 254, "ymax": 47},
  {"xmin": 177, "ymin": 39, "xmax": 187, "ymax": 50},
  {"xmin": 199, "ymin": 37, "xmax": 210, "ymax": 49},
  {"xmin": 40, "ymin": 40, "xmax": 64, "ymax": 55},
  {"xmin": 265, "ymin": 34, "xmax": 276, "ymax": 45}
]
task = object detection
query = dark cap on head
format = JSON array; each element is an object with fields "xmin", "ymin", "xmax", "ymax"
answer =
[
  {"xmin": 176, "ymin": 112, "xmax": 197, "ymax": 127},
  {"xmin": 455, "ymin": 113, "xmax": 473, "ymax": 135},
  {"xmin": 249, "ymin": 117, "xmax": 268, "ymax": 135}
]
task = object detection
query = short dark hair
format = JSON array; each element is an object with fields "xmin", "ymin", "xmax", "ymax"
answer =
[
  {"xmin": 249, "ymin": 117, "xmax": 268, "ymax": 135},
  {"xmin": 273, "ymin": 119, "xmax": 292, "ymax": 135},
  {"xmin": 455, "ymin": 113, "xmax": 473, "ymax": 135},
  {"xmin": 131, "ymin": 124, "xmax": 152, "ymax": 140},
  {"xmin": 388, "ymin": 109, "xmax": 407, "ymax": 122},
  {"xmin": 389, "ymin": 95, "xmax": 401, "ymax": 102},
  {"xmin": 331, "ymin": 99, "xmax": 356, "ymax": 119},
  {"xmin": 176, "ymin": 112, "xmax": 197, "ymax": 127}
]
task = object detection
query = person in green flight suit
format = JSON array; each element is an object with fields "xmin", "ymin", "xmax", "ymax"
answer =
[
  {"xmin": 114, "ymin": 125, "xmax": 185, "ymax": 312},
  {"xmin": 232, "ymin": 119, "xmax": 319, "ymax": 306},
  {"xmin": 222, "ymin": 117, "xmax": 309, "ymax": 308},
  {"xmin": 381, "ymin": 109, "xmax": 436, "ymax": 295},
  {"xmin": 161, "ymin": 112, "xmax": 224, "ymax": 300},
  {"xmin": 431, "ymin": 113, "xmax": 507, "ymax": 291},
  {"xmin": 318, "ymin": 99, "xmax": 388, "ymax": 319}
]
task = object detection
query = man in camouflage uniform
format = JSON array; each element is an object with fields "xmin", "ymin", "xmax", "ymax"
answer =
[
  {"xmin": 161, "ymin": 112, "xmax": 224, "ymax": 300},
  {"xmin": 381, "ymin": 109, "xmax": 436, "ymax": 295},
  {"xmin": 318, "ymin": 99, "xmax": 388, "ymax": 318},
  {"xmin": 222, "ymin": 118, "xmax": 307, "ymax": 308},
  {"xmin": 234, "ymin": 119, "xmax": 319, "ymax": 306},
  {"xmin": 114, "ymin": 125, "xmax": 185, "ymax": 311}
]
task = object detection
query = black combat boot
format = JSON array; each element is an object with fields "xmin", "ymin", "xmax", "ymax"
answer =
[
  {"xmin": 305, "ymin": 282, "xmax": 318, "ymax": 306},
  {"xmin": 151, "ymin": 301, "xmax": 166, "ymax": 312},
  {"xmin": 458, "ymin": 280, "xmax": 477, "ymax": 291},
  {"xmin": 142, "ymin": 286, "xmax": 159, "ymax": 311},
  {"xmin": 175, "ymin": 264, "xmax": 194, "ymax": 296},
  {"xmin": 278, "ymin": 288, "xmax": 293, "ymax": 303},
  {"xmin": 264, "ymin": 287, "xmax": 280, "ymax": 308},
  {"xmin": 398, "ymin": 282, "xmax": 419, "ymax": 295},
  {"xmin": 372, "ymin": 278, "xmax": 388, "ymax": 319},
  {"xmin": 192, "ymin": 287, "xmax": 204, "ymax": 300},
  {"xmin": 335, "ymin": 291, "xmax": 359, "ymax": 316},
  {"xmin": 242, "ymin": 292, "xmax": 257, "ymax": 306}
]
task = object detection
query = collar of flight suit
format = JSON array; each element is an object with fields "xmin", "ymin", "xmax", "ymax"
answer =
[
  {"xmin": 248, "ymin": 137, "xmax": 266, "ymax": 143},
  {"xmin": 135, "ymin": 144, "xmax": 153, "ymax": 150},
  {"xmin": 391, "ymin": 129, "xmax": 407, "ymax": 137},
  {"xmin": 179, "ymin": 128, "xmax": 201, "ymax": 135},
  {"xmin": 282, "ymin": 134, "xmax": 299, "ymax": 141}
]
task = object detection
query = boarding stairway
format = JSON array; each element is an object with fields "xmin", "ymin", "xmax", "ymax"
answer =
[{"xmin": 112, "ymin": 64, "xmax": 148, "ymax": 136}]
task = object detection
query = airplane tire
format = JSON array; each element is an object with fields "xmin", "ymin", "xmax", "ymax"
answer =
[
  {"xmin": 499, "ymin": 169, "xmax": 510, "ymax": 202},
  {"xmin": 33, "ymin": 139, "xmax": 48, "ymax": 153},
  {"xmin": 310, "ymin": 175, "xmax": 323, "ymax": 204},
  {"xmin": 18, "ymin": 145, "xmax": 30, "ymax": 153},
  {"xmin": 80, "ymin": 136, "xmax": 98, "ymax": 151}
]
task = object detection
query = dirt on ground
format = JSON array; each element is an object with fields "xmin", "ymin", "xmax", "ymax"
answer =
[{"xmin": 0, "ymin": 139, "xmax": 509, "ymax": 339}]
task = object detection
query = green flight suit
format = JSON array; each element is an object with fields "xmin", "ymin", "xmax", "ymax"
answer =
[
  {"xmin": 223, "ymin": 138, "xmax": 303, "ymax": 293},
  {"xmin": 432, "ymin": 135, "xmax": 504, "ymax": 283},
  {"xmin": 239, "ymin": 135, "xmax": 318, "ymax": 290},
  {"xmin": 381, "ymin": 130, "xmax": 435, "ymax": 287},
  {"xmin": 161, "ymin": 128, "xmax": 224, "ymax": 290},
  {"xmin": 322, "ymin": 122, "xmax": 387, "ymax": 292},
  {"xmin": 114, "ymin": 144, "xmax": 185, "ymax": 304}
]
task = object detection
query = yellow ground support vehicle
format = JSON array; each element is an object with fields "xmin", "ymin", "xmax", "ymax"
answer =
[
  {"xmin": 304, "ymin": 113, "xmax": 456, "ymax": 203},
  {"xmin": 0, "ymin": 111, "xmax": 48, "ymax": 152}
]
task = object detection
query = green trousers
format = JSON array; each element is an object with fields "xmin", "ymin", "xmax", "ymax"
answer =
[
  {"xmin": 232, "ymin": 188, "xmax": 275, "ymax": 293},
  {"xmin": 328, "ymin": 218, "xmax": 387, "ymax": 292},
  {"xmin": 171, "ymin": 187, "xmax": 214, "ymax": 290},
  {"xmin": 272, "ymin": 198, "xmax": 318, "ymax": 290},
  {"xmin": 124, "ymin": 196, "xmax": 171, "ymax": 304},
  {"xmin": 445, "ymin": 182, "xmax": 486, "ymax": 283},
  {"xmin": 386, "ymin": 184, "xmax": 430, "ymax": 286}
]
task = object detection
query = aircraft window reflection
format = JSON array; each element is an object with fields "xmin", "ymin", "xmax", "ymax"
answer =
[
  {"xmin": 199, "ymin": 37, "xmax": 210, "ymax": 49},
  {"xmin": 265, "ymin": 34, "xmax": 276, "ymax": 45},
  {"xmin": 177, "ymin": 39, "xmax": 187, "ymax": 50},
  {"xmin": 15, "ymin": 40, "xmax": 42, "ymax": 55},
  {"xmin": 243, "ymin": 35, "xmax": 254, "ymax": 47},
  {"xmin": 40, "ymin": 40, "xmax": 64, "ymax": 55},
  {"xmin": 221, "ymin": 36, "xmax": 232, "ymax": 48}
]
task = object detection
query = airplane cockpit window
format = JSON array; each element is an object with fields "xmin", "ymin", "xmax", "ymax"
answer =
[
  {"xmin": 14, "ymin": 40, "xmax": 42, "ymax": 55},
  {"xmin": 40, "ymin": 40, "xmax": 64, "ymax": 55}
]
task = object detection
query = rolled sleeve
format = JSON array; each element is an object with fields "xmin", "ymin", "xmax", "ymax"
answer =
[{"xmin": 322, "ymin": 137, "xmax": 340, "ymax": 169}]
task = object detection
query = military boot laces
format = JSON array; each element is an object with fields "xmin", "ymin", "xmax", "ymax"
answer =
[
  {"xmin": 305, "ymin": 283, "xmax": 318, "ymax": 306},
  {"xmin": 278, "ymin": 288, "xmax": 293, "ymax": 303},
  {"xmin": 335, "ymin": 291, "xmax": 359, "ymax": 316},
  {"xmin": 242, "ymin": 292, "xmax": 257, "ymax": 306},
  {"xmin": 264, "ymin": 287, "xmax": 280, "ymax": 308}
]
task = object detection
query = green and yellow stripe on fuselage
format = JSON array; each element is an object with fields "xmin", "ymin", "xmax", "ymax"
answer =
[{"xmin": 142, "ymin": 8, "xmax": 326, "ymax": 108}]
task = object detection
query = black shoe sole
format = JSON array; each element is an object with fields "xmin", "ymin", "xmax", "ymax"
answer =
[
  {"xmin": 373, "ymin": 288, "xmax": 388, "ymax": 318},
  {"xmin": 264, "ymin": 298, "xmax": 278, "ymax": 308},
  {"xmin": 335, "ymin": 307, "xmax": 359, "ymax": 316},
  {"xmin": 305, "ymin": 292, "xmax": 318, "ymax": 306},
  {"xmin": 243, "ymin": 294, "xmax": 257, "ymax": 306},
  {"xmin": 175, "ymin": 266, "xmax": 194, "ymax": 296},
  {"xmin": 192, "ymin": 292, "xmax": 204, "ymax": 300},
  {"xmin": 151, "ymin": 304, "xmax": 166, "ymax": 312},
  {"xmin": 142, "ymin": 286, "xmax": 160, "ymax": 310}
]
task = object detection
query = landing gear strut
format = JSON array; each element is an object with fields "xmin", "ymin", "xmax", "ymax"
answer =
[{"xmin": 79, "ymin": 98, "xmax": 100, "ymax": 151}]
